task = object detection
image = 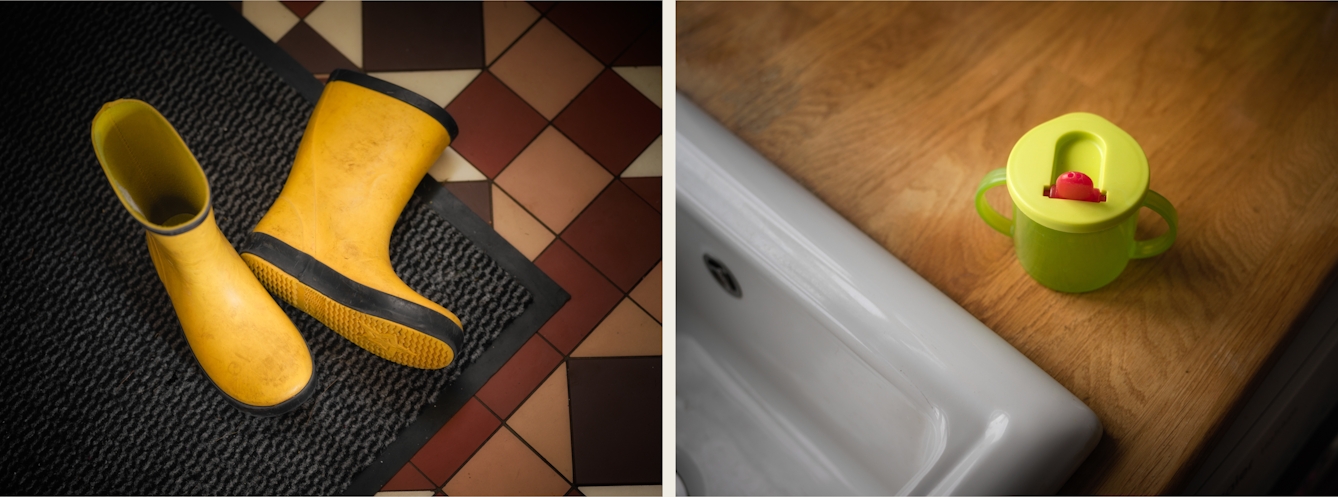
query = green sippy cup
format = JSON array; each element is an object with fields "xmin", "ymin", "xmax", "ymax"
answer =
[{"xmin": 974, "ymin": 112, "xmax": 1177, "ymax": 293}]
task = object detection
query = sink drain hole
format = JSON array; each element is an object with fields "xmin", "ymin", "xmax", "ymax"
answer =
[{"xmin": 704, "ymin": 254, "xmax": 742, "ymax": 298}]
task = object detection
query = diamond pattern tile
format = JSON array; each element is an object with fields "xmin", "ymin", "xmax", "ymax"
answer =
[
  {"xmin": 427, "ymin": 147, "xmax": 486, "ymax": 183},
  {"xmin": 443, "ymin": 428, "xmax": 571, "ymax": 496},
  {"xmin": 562, "ymin": 181, "xmax": 661, "ymax": 292},
  {"xmin": 571, "ymin": 298, "xmax": 660, "ymax": 358},
  {"xmin": 304, "ymin": 0, "xmax": 362, "ymax": 67},
  {"xmin": 508, "ymin": 362, "xmax": 573, "ymax": 480},
  {"xmin": 628, "ymin": 261, "xmax": 661, "ymax": 323},
  {"xmin": 382, "ymin": 463, "xmax": 436, "ymax": 492},
  {"xmin": 484, "ymin": 1, "xmax": 540, "ymax": 65},
  {"xmin": 612, "ymin": 19, "xmax": 660, "ymax": 66},
  {"xmin": 612, "ymin": 66, "xmax": 662, "ymax": 108},
  {"xmin": 496, "ymin": 127, "xmax": 612, "ymax": 233},
  {"xmin": 410, "ymin": 397, "xmax": 502, "ymax": 486},
  {"xmin": 568, "ymin": 357, "xmax": 661, "ymax": 486},
  {"xmin": 534, "ymin": 240, "xmax": 624, "ymax": 355},
  {"xmin": 619, "ymin": 137, "xmax": 661, "ymax": 178},
  {"xmin": 621, "ymin": 177, "xmax": 660, "ymax": 213},
  {"xmin": 554, "ymin": 69, "xmax": 660, "ymax": 175},
  {"xmin": 445, "ymin": 71, "xmax": 548, "ymax": 179},
  {"xmin": 475, "ymin": 334, "xmax": 563, "ymax": 419},
  {"xmin": 242, "ymin": 0, "xmax": 299, "ymax": 42},
  {"xmin": 363, "ymin": 2, "xmax": 483, "ymax": 71},
  {"xmin": 368, "ymin": 70, "xmax": 480, "ymax": 107},
  {"xmin": 276, "ymin": 20, "xmax": 358, "ymax": 75},
  {"xmin": 492, "ymin": 184, "xmax": 555, "ymax": 261},
  {"xmin": 490, "ymin": 19, "xmax": 604, "ymax": 119},
  {"xmin": 441, "ymin": 181, "xmax": 491, "ymax": 225},
  {"xmin": 281, "ymin": 1, "xmax": 320, "ymax": 19},
  {"xmin": 546, "ymin": 2, "xmax": 659, "ymax": 65}
]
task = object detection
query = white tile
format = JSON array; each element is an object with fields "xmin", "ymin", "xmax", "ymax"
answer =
[
  {"xmin": 368, "ymin": 70, "xmax": 481, "ymax": 108},
  {"xmin": 242, "ymin": 0, "xmax": 299, "ymax": 43},
  {"xmin": 427, "ymin": 147, "xmax": 486, "ymax": 183},
  {"xmin": 305, "ymin": 0, "xmax": 362, "ymax": 68},
  {"xmin": 620, "ymin": 136, "xmax": 662, "ymax": 178},
  {"xmin": 613, "ymin": 66, "xmax": 662, "ymax": 108},
  {"xmin": 578, "ymin": 485, "xmax": 663, "ymax": 496}
]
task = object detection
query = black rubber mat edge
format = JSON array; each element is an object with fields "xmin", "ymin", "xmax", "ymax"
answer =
[
  {"xmin": 242, "ymin": 232, "xmax": 466, "ymax": 360},
  {"xmin": 197, "ymin": 3, "xmax": 571, "ymax": 493}
]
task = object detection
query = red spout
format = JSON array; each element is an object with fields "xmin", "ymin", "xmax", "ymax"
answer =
[{"xmin": 1047, "ymin": 171, "xmax": 1105, "ymax": 202}]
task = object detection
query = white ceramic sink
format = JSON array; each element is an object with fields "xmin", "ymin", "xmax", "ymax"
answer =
[{"xmin": 675, "ymin": 93, "xmax": 1102, "ymax": 495}]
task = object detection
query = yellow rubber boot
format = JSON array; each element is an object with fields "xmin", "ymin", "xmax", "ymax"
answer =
[
  {"xmin": 91, "ymin": 99, "xmax": 316, "ymax": 416},
  {"xmin": 241, "ymin": 70, "xmax": 464, "ymax": 370}
]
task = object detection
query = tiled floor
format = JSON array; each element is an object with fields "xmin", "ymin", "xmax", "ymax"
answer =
[{"xmin": 235, "ymin": 2, "xmax": 662, "ymax": 495}]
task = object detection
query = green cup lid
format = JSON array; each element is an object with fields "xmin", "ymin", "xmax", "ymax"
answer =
[{"xmin": 1006, "ymin": 112, "xmax": 1149, "ymax": 233}]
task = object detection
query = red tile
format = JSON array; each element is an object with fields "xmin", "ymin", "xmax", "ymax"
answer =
[
  {"xmin": 445, "ymin": 72, "xmax": 548, "ymax": 179},
  {"xmin": 442, "ymin": 181, "xmax": 492, "ymax": 225},
  {"xmin": 276, "ymin": 21, "xmax": 358, "ymax": 75},
  {"xmin": 281, "ymin": 1, "xmax": 321, "ymax": 19},
  {"xmin": 613, "ymin": 21, "xmax": 660, "ymax": 66},
  {"xmin": 567, "ymin": 486, "xmax": 584, "ymax": 496},
  {"xmin": 411, "ymin": 397, "xmax": 502, "ymax": 486},
  {"xmin": 534, "ymin": 240, "xmax": 623, "ymax": 354},
  {"xmin": 554, "ymin": 70, "xmax": 661, "ymax": 175},
  {"xmin": 561, "ymin": 182, "xmax": 661, "ymax": 292},
  {"xmin": 475, "ymin": 334, "xmax": 563, "ymax": 419},
  {"xmin": 546, "ymin": 2, "xmax": 659, "ymax": 65},
  {"xmin": 363, "ymin": 2, "xmax": 484, "ymax": 71},
  {"xmin": 621, "ymin": 177, "xmax": 660, "ymax": 212},
  {"xmin": 382, "ymin": 463, "xmax": 437, "ymax": 492}
]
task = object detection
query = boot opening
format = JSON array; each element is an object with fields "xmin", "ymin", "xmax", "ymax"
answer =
[{"xmin": 91, "ymin": 100, "xmax": 210, "ymax": 231}]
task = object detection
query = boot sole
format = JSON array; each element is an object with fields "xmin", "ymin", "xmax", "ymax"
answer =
[{"xmin": 241, "ymin": 233, "xmax": 462, "ymax": 370}]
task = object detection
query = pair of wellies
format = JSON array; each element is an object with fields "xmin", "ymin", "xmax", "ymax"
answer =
[{"xmin": 90, "ymin": 70, "xmax": 462, "ymax": 416}]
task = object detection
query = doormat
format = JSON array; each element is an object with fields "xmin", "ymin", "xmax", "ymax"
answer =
[{"xmin": 0, "ymin": 2, "xmax": 567, "ymax": 494}]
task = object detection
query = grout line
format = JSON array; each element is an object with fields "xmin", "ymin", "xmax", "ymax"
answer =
[
  {"xmin": 493, "ymin": 346, "xmax": 565, "ymax": 424},
  {"xmin": 432, "ymin": 400, "xmax": 508, "ymax": 490},
  {"xmin": 502, "ymin": 418, "xmax": 575, "ymax": 487},
  {"xmin": 406, "ymin": 461, "xmax": 437, "ymax": 493}
]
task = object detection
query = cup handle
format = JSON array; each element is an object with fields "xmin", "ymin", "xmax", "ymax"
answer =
[
  {"xmin": 975, "ymin": 168, "xmax": 1013, "ymax": 236},
  {"xmin": 1131, "ymin": 190, "xmax": 1178, "ymax": 259}
]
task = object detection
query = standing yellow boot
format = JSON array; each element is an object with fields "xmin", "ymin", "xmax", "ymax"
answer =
[
  {"xmin": 91, "ymin": 100, "xmax": 316, "ymax": 416},
  {"xmin": 241, "ymin": 70, "xmax": 464, "ymax": 370}
]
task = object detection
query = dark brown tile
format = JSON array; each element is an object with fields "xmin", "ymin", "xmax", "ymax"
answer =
[
  {"xmin": 567, "ymin": 486, "xmax": 584, "ymax": 496},
  {"xmin": 561, "ymin": 182, "xmax": 661, "ymax": 292},
  {"xmin": 281, "ymin": 0, "xmax": 321, "ymax": 19},
  {"xmin": 554, "ymin": 69, "xmax": 660, "ymax": 176},
  {"xmin": 228, "ymin": 1, "xmax": 241, "ymax": 14},
  {"xmin": 445, "ymin": 71, "xmax": 548, "ymax": 179},
  {"xmin": 546, "ymin": 2, "xmax": 659, "ymax": 65},
  {"xmin": 529, "ymin": 1, "xmax": 556, "ymax": 14},
  {"xmin": 363, "ymin": 1, "xmax": 484, "ymax": 71},
  {"xmin": 411, "ymin": 397, "xmax": 502, "ymax": 486},
  {"xmin": 620, "ymin": 177, "xmax": 659, "ymax": 212},
  {"xmin": 382, "ymin": 462, "xmax": 437, "ymax": 492},
  {"xmin": 475, "ymin": 334, "xmax": 563, "ymax": 419},
  {"xmin": 568, "ymin": 357, "xmax": 662, "ymax": 486},
  {"xmin": 534, "ymin": 240, "xmax": 623, "ymax": 354},
  {"xmin": 613, "ymin": 20, "xmax": 660, "ymax": 66},
  {"xmin": 276, "ymin": 21, "xmax": 359, "ymax": 75},
  {"xmin": 442, "ymin": 181, "xmax": 492, "ymax": 225}
]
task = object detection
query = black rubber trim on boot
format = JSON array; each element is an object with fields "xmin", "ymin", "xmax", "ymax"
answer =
[
  {"xmin": 241, "ymin": 232, "xmax": 465, "ymax": 360},
  {"xmin": 189, "ymin": 345, "xmax": 319, "ymax": 418},
  {"xmin": 327, "ymin": 69, "xmax": 459, "ymax": 142}
]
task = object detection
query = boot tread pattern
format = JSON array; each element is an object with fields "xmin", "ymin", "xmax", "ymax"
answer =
[{"xmin": 244, "ymin": 254, "xmax": 454, "ymax": 369}]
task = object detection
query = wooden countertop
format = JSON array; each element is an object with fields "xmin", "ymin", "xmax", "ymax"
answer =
[{"xmin": 676, "ymin": 2, "xmax": 1338, "ymax": 494}]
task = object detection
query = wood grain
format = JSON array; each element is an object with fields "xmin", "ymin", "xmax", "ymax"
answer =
[{"xmin": 677, "ymin": 2, "xmax": 1338, "ymax": 494}]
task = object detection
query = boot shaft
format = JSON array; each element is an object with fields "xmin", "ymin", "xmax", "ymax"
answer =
[
  {"xmin": 255, "ymin": 70, "xmax": 457, "ymax": 261},
  {"xmin": 90, "ymin": 99, "xmax": 211, "ymax": 235}
]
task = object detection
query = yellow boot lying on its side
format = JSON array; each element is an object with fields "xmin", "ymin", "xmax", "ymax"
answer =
[
  {"xmin": 91, "ymin": 99, "xmax": 316, "ymax": 416},
  {"xmin": 242, "ymin": 70, "xmax": 464, "ymax": 370}
]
